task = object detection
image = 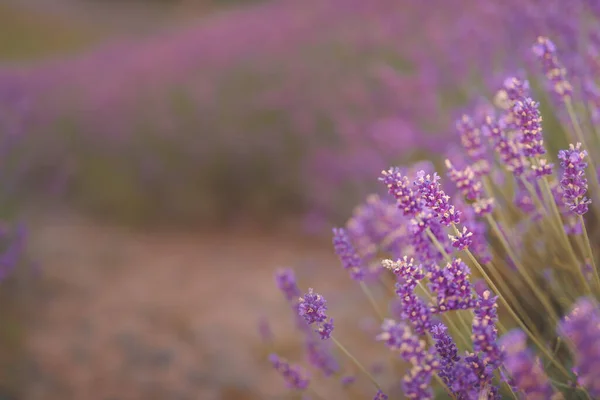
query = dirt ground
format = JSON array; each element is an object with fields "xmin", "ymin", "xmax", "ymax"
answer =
[{"xmin": 17, "ymin": 211, "xmax": 386, "ymax": 400}]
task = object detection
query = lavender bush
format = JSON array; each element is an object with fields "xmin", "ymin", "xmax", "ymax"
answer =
[
  {"xmin": 266, "ymin": 29, "xmax": 600, "ymax": 399},
  {"xmin": 1, "ymin": 0, "xmax": 590, "ymax": 226}
]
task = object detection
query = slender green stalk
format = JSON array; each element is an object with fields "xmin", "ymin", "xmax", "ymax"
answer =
[
  {"xmin": 481, "ymin": 217, "xmax": 563, "ymax": 323},
  {"xmin": 461, "ymin": 248, "xmax": 571, "ymax": 379},
  {"xmin": 359, "ymin": 281, "xmax": 385, "ymax": 321},
  {"xmin": 578, "ymin": 214, "xmax": 600, "ymax": 294},
  {"xmin": 331, "ymin": 336, "xmax": 381, "ymax": 390}
]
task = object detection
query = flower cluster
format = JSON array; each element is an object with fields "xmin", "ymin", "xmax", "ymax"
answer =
[
  {"xmin": 268, "ymin": 34, "xmax": 600, "ymax": 400},
  {"xmin": 558, "ymin": 143, "xmax": 592, "ymax": 215}
]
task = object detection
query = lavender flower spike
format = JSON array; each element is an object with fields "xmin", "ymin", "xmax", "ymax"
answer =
[
  {"xmin": 380, "ymin": 167, "xmax": 422, "ymax": 217},
  {"xmin": 558, "ymin": 297, "xmax": 600, "ymax": 396},
  {"xmin": 414, "ymin": 170, "xmax": 461, "ymax": 226},
  {"xmin": 512, "ymin": 97, "xmax": 545, "ymax": 158},
  {"xmin": 373, "ymin": 389, "xmax": 388, "ymax": 400},
  {"xmin": 298, "ymin": 288, "xmax": 334, "ymax": 339},
  {"xmin": 558, "ymin": 143, "xmax": 592, "ymax": 215},
  {"xmin": 532, "ymin": 36, "xmax": 573, "ymax": 100},
  {"xmin": 269, "ymin": 353, "xmax": 310, "ymax": 390},
  {"xmin": 499, "ymin": 329, "xmax": 554, "ymax": 399},
  {"xmin": 332, "ymin": 227, "xmax": 364, "ymax": 281}
]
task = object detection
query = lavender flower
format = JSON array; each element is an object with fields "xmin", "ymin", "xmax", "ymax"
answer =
[
  {"xmin": 373, "ymin": 389, "xmax": 388, "ymax": 400},
  {"xmin": 502, "ymin": 77, "xmax": 531, "ymax": 104},
  {"xmin": 500, "ymin": 330, "xmax": 554, "ymax": 399},
  {"xmin": 456, "ymin": 114, "xmax": 487, "ymax": 165},
  {"xmin": 446, "ymin": 161, "xmax": 483, "ymax": 201},
  {"xmin": 532, "ymin": 36, "xmax": 573, "ymax": 99},
  {"xmin": 512, "ymin": 97, "xmax": 545, "ymax": 157},
  {"xmin": 428, "ymin": 258, "xmax": 475, "ymax": 313},
  {"xmin": 269, "ymin": 353, "xmax": 310, "ymax": 390},
  {"xmin": 376, "ymin": 319, "xmax": 428, "ymax": 363},
  {"xmin": 414, "ymin": 171, "xmax": 461, "ymax": 226},
  {"xmin": 448, "ymin": 225, "xmax": 474, "ymax": 251},
  {"xmin": 380, "ymin": 167, "xmax": 422, "ymax": 217},
  {"xmin": 483, "ymin": 115, "xmax": 528, "ymax": 176},
  {"xmin": 332, "ymin": 227, "xmax": 365, "ymax": 280},
  {"xmin": 275, "ymin": 268, "xmax": 301, "ymax": 302},
  {"xmin": 402, "ymin": 354, "xmax": 438, "ymax": 400},
  {"xmin": 382, "ymin": 258, "xmax": 432, "ymax": 333},
  {"xmin": 558, "ymin": 297, "xmax": 600, "ymax": 396},
  {"xmin": 558, "ymin": 143, "xmax": 592, "ymax": 215},
  {"xmin": 430, "ymin": 324, "xmax": 460, "ymax": 385},
  {"xmin": 298, "ymin": 289, "xmax": 334, "ymax": 339},
  {"xmin": 472, "ymin": 290, "xmax": 502, "ymax": 370},
  {"xmin": 298, "ymin": 288, "xmax": 328, "ymax": 325}
]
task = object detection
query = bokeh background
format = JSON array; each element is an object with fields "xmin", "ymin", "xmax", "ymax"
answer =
[{"xmin": 0, "ymin": 1, "xmax": 583, "ymax": 399}]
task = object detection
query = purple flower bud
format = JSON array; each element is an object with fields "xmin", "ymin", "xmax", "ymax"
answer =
[
  {"xmin": 332, "ymin": 227, "xmax": 365, "ymax": 281},
  {"xmin": 428, "ymin": 258, "xmax": 476, "ymax": 313},
  {"xmin": 456, "ymin": 114, "xmax": 487, "ymax": 162},
  {"xmin": 380, "ymin": 167, "xmax": 422, "ymax": 217},
  {"xmin": 512, "ymin": 97, "xmax": 545, "ymax": 157},
  {"xmin": 383, "ymin": 258, "xmax": 432, "ymax": 334},
  {"xmin": 448, "ymin": 225, "xmax": 474, "ymax": 250},
  {"xmin": 414, "ymin": 170, "xmax": 461, "ymax": 226},
  {"xmin": 298, "ymin": 288, "xmax": 328, "ymax": 325},
  {"xmin": 275, "ymin": 268, "xmax": 301, "ymax": 302},
  {"xmin": 373, "ymin": 389, "xmax": 388, "ymax": 400},
  {"xmin": 558, "ymin": 143, "xmax": 592, "ymax": 215},
  {"xmin": 532, "ymin": 36, "xmax": 573, "ymax": 99},
  {"xmin": 472, "ymin": 290, "xmax": 502, "ymax": 370}
]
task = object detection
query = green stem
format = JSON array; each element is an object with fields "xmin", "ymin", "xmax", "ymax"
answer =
[
  {"xmin": 578, "ymin": 214, "xmax": 600, "ymax": 295},
  {"xmin": 331, "ymin": 336, "xmax": 381, "ymax": 390},
  {"xmin": 462, "ymin": 248, "xmax": 571, "ymax": 379},
  {"xmin": 359, "ymin": 281, "xmax": 385, "ymax": 321}
]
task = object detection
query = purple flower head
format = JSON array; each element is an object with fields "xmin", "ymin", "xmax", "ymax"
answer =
[
  {"xmin": 376, "ymin": 318, "xmax": 428, "ymax": 363},
  {"xmin": 428, "ymin": 258, "xmax": 475, "ymax": 313},
  {"xmin": 500, "ymin": 329, "xmax": 554, "ymax": 399},
  {"xmin": 558, "ymin": 143, "xmax": 591, "ymax": 215},
  {"xmin": 532, "ymin": 158, "xmax": 554, "ymax": 178},
  {"xmin": 298, "ymin": 288, "xmax": 328, "ymax": 325},
  {"xmin": 484, "ymin": 115, "xmax": 528, "ymax": 176},
  {"xmin": 414, "ymin": 170, "xmax": 461, "ymax": 226},
  {"xmin": 317, "ymin": 318, "xmax": 334, "ymax": 340},
  {"xmin": 532, "ymin": 36, "xmax": 573, "ymax": 99},
  {"xmin": 558, "ymin": 297, "xmax": 600, "ymax": 396},
  {"xmin": 464, "ymin": 352, "xmax": 500, "ymax": 399},
  {"xmin": 512, "ymin": 97, "xmax": 545, "ymax": 157},
  {"xmin": 332, "ymin": 227, "xmax": 365, "ymax": 281},
  {"xmin": 402, "ymin": 353, "xmax": 438, "ymax": 400},
  {"xmin": 448, "ymin": 225, "xmax": 474, "ymax": 251},
  {"xmin": 275, "ymin": 268, "xmax": 301, "ymax": 302},
  {"xmin": 380, "ymin": 167, "xmax": 422, "ymax": 217},
  {"xmin": 383, "ymin": 258, "xmax": 432, "ymax": 333},
  {"xmin": 472, "ymin": 290, "xmax": 502, "ymax": 370},
  {"xmin": 502, "ymin": 76, "xmax": 531, "ymax": 104},
  {"xmin": 305, "ymin": 338, "xmax": 339, "ymax": 377},
  {"xmin": 456, "ymin": 114, "xmax": 487, "ymax": 163},
  {"xmin": 269, "ymin": 353, "xmax": 310, "ymax": 390},
  {"xmin": 430, "ymin": 324, "xmax": 460, "ymax": 381},
  {"xmin": 383, "ymin": 256, "xmax": 423, "ymax": 292},
  {"xmin": 446, "ymin": 160, "xmax": 483, "ymax": 201},
  {"xmin": 373, "ymin": 389, "xmax": 388, "ymax": 400}
]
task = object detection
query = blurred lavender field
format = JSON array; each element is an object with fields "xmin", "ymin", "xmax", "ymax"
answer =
[{"xmin": 0, "ymin": 0, "xmax": 589, "ymax": 399}]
